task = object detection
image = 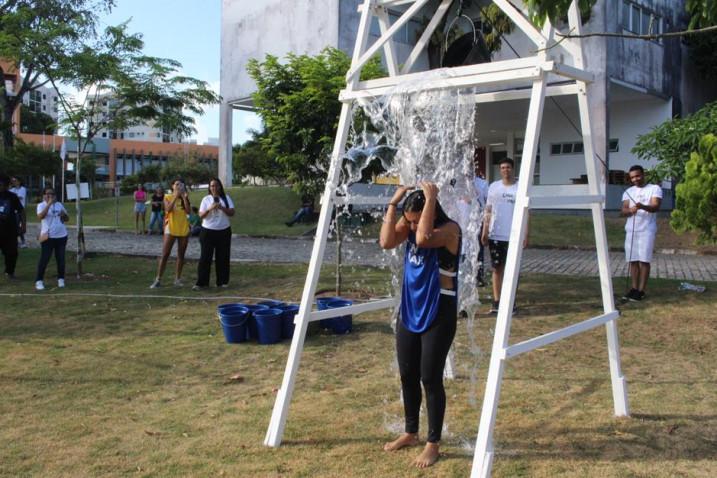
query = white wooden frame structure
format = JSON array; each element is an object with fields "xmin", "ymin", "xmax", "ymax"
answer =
[{"xmin": 264, "ymin": 1, "xmax": 630, "ymax": 476}]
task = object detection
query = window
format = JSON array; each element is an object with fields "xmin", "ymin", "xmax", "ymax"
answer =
[
  {"xmin": 573, "ymin": 142, "xmax": 584, "ymax": 154},
  {"xmin": 550, "ymin": 141, "xmax": 583, "ymax": 155},
  {"xmin": 622, "ymin": 1, "xmax": 662, "ymax": 42},
  {"xmin": 129, "ymin": 132, "xmax": 135, "ymax": 138},
  {"xmin": 609, "ymin": 138, "xmax": 619, "ymax": 152},
  {"xmin": 102, "ymin": 132, "xmax": 107, "ymax": 138},
  {"xmin": 551, "ymin": 144, "xmax": 562, "ymax": 155},
  {"xmin": 561, "ymin": 143, "xmax": 574, "ymax": 154}
]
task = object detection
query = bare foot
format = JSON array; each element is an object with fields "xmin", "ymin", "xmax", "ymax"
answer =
[
  {"xmin": 413, "ymin": 442, "xmax": 440, "ymax": 468},
  {"xmin": 383, "ymin": 433, "xmax": 419, "ymax": 451}
]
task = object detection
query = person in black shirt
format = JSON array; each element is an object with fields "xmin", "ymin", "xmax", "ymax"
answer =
[{"xmin": 0, "ymin": 174, "xmax": 23, "ymax": 279}]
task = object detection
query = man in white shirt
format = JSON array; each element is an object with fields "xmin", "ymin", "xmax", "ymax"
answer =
[
  {"xmin": 621, "ymin": 165, "xmax": 662, "ymax": 301},
  {"xmin": 10, "ymin": 177, "xmax": 27, "ymax": 248},
  {"xmin": 481, "ymin": 158, "xmax": 527, "ymax": 314}
]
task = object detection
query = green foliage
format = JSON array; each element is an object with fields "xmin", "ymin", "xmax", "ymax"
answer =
[
  {"xmin": 671, "ymin": 134, "xmax": 717, "ymax": 243},
  {"xmin": 232, "ymin": 131, "xmax": 281, "ymax": 184},
  {"xmin": 0, "ymin": 0, "xmax": 115, "ymax": 150},
  {"xmin": 247, "ymin": 47, "xmax": 384, "ymax": 198},
  {"xmin": 632, "ymin": 102, "xmax": 717, "ymax": 182},
  {"xmin": 0, "ymin": 139, "xmax": 59, "ymax": 176},
  {"xmin": 118, "ymin": 164, "xmax": 162, "ymax": 193},
  {"xmin": 160, "ymin": 151, "xmax": 215, "ymax": 188},
  {"xmin": 19, "ymin": 105, "xmax": 57, "ymax": 134},
  {"xmin": 687, "ymin": 0, "xmax": 717, "ymax": 29},
  {"xmin": 523, "ymin": 0, "xmax": 596, "ymax": 26}
]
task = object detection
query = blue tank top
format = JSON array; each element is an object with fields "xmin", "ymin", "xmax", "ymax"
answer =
[{"xmin": 400, "ymin": 229, "xmax": 460, "ymax": 333}]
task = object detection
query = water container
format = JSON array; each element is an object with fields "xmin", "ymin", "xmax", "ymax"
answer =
[
  {"xmin": 217, "ymin": 306, "xmax": 249, "ymax": 344},
  {"xmin": 277, "ymin": 304, "xmax": 300, "ymax": 339},
  {"xmin": 325, "ymin": 298, "xmax": 353, "ymax": 334},
  {"xmin": 245, "ymin": 304, "xmax": 269, "ymax": 341},
  {"xmin": 253, "ymin": 308, "xmax": 283, "ymax": 345}
]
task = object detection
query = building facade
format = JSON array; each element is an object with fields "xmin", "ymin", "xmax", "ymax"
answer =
[{"xmin": 220, "ymin": 0, "xmax": 717, "ymax": 207}]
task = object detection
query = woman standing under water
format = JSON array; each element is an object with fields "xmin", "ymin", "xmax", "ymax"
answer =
[
  {"xmin": 150, "ymin": 179, "xmax": 191, "ymax": 288},
  {"xmin": 379, "ymin": 182, "xmax": 461, "ymax": 468}
]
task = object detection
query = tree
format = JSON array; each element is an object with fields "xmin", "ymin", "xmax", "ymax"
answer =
[
  {"xmin": 0, "ymin": 0, "xmax": 114, "ymax": 151},
  {"xmin": 232, "ymin": 130, "xmax": 281, "ymax": 185},
  {"xmin": 247, "ymin": 47, "xmax": 384, "ymax": 198},
  {"xmin": 161, "ymin": 150, "xmax": 215, "ymax": 188},
  {"xmin": 19, "ymin": 104, "xmax": 57, "ymax": 134},
  {"xmin": 631, "ymin": 102, "xmax": 717, "ymax": 182},
  {"xmin": 670, "ymin": 134, "xmax": 717, "ymax": 243},
  {"xmin": 0, "ymin": 139, "xmax": 59, "ymax": 176}
]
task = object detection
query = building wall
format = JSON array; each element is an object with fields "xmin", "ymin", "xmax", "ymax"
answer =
[{"xmin": 220, "ymin": 0, "xmax": 340, "ymax": 104}]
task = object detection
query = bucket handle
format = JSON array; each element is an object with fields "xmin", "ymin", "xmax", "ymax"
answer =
[{"xmin": 219, "ymin": 316, "xmax": 248, "ymax": 327}]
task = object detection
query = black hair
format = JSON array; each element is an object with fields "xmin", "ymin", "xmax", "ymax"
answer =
[
  {"xmin": 498, "ymin": 157, "xmax": 514, "ymax": 167},
  {"xmin": 191, "ymin": 206, "xmax": 199, "ymax": 213},
  {"xmin": 43, "ymin": 186, "xmax": 55, "ymax": 195},
  {"xmin": 403, "ymin": 189, "xmax": 451, "ymax": 227},
  {"xmin": 628, "ymin": 164, "xmax": 644, "ymax": 174},
  {"xmin": 210, "ymin": 177, "xmax": 228, "ymax": 205}
]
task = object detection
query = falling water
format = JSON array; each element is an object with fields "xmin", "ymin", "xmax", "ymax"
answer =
[{"xmin": 335, "ymin": 72, "xmax": 488, "ymax": 439}]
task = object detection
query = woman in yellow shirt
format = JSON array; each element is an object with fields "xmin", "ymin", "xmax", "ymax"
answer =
[{"xmin": 150, "ymin": 178, "xmax": 191, "ymax": 288}]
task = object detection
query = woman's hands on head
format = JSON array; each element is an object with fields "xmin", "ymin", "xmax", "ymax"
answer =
[
  {"xmin": 419, "ymin": 181, "xmax": 438, "ymax": 200},
  {"xmin": 390, "ymin": 185, "xmax": 414, "ymax": 205}
]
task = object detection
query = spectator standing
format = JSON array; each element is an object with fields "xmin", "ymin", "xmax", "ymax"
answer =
[
  {"xmin": 188, "ymin": 206, "xmax": 201, "ymax": 237},
  {"xmin": 133, "ymin": 184, "xmax": 147, "ymax": 234},
  {"xmin": 194, "ymin": 178, "xmax": 235, "ymax": 290},
  {"xmin": 148, "ymin": 186, "xmax": 164, "ymax": 235},
  {"xmin": 0, "ymin": 175, "xmax": 23, "ymax": 279},
  {"xmin": 621, "ymin": 165, "xmax": 662, "ymax": 301},
  {"xmin": 35, "ymin": 187, "xmax": 69, "ymax": 290},
  {"xmin": 481, "ymin": 158, "xmax": 527, "ymax": 314},
  {"xmin": 149, "ymin": 178, "xmax": 191, "ymax": 288},
  {"xmin": 10, "ymin": 176, "xmax": 27, "ymax": 248}
]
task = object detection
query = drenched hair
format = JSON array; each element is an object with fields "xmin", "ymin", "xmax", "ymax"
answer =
[
  {"xmin": 499, "ymin": 157, "xmax": 514, "ymax": 167},
  {"xmin": 628, "ymin": 164, "xmax": 644, "ymax": 174},
  {"xmin": 403, "ymin": 189, "xmax": 451, "ymax": 227}
]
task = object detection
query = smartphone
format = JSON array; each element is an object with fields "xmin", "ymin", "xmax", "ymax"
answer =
[{"xmin": 213, "ymin": 196, "xmax": 220, "ymax": 203}]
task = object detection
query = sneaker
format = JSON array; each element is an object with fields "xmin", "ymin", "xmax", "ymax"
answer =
[
  {"xmin": 57, "ymin": 279, "xmax": 65, "ymax": 288},
  {"xmin": 285, "ymin": 221, "xmax": 293, "ymax": 227},
  {"xmin": 629, "ymin": 290, "xmax": 645, "ymax": 302},
  {"xmin": 218, "ymin": 283, "xmax": 229, "ymax": 288},
  {"xmin": 173, "ymin": 278, "xmax": 183, "ymax": 287},
  {"xmin": 19, "ymin": 242, "xmax": 28, "ymax": 249},
  {"xmin": 149, "ymin": 279, "xmax": 161, "ymax": 289},
  {"xmin": 192, "ymin": 284, "xmax": 203, "ymax": 291},
  {"xmin": 638, "ymin": 290, "xmax": 645, "ymax": 300},
  {"xmin": 489, "ymin": 301, "xmax": 499, "ymax": 314},
  {"xmin": 35, "ymin": 280, "xmax": 45, "ymax": 291},
  {"xmin": 623, "ymin": 288, "xmax": 640, "ymax": 301},
  {"xmin": 5, "ymin": 272, "xmax": 16, "ymax": 280}
]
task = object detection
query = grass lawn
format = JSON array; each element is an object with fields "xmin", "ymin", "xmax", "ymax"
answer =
[
  {"xmin": 1, "ymin": 251, "xmax": 714, "ymax": 477},
  {"xmin": 62, "ymin": 186, "xmax": 316, "ymax": 237}
]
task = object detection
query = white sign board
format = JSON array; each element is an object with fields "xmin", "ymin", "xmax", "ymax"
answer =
[{"xmin": 66, "ymin": 183, "xmax": 91, "ymax": 200}]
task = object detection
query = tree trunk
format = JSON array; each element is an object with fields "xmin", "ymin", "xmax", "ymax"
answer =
[{"xmin": 1, "ymin": 102, "xmax": 17, "ymax": 152}]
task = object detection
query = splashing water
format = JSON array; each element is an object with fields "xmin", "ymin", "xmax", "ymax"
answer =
[{"xmin": 336, "ymin": 73, "xmax": 488, "ymax": 431}]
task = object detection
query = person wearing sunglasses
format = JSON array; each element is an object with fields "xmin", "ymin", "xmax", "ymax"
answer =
[
  {"xmin": 379, "ymin": 181, "xmax": 461, "ymax": 469},
  {"xmin": 35, "ymin": 187, "xmax": 69, "ymax": 290}
]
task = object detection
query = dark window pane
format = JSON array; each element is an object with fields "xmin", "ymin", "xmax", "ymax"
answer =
[
  {"xmin": 631, "ymin": 5, "xmax": 640, "ymax": 33},
  {"xmin": 609, "ymin": 139, "xmax": 619, "ymax": 152},
  {"xmin": 573, "ymin": 142, "xmax": 584, "ymax": 153},
  {"xmin": 642, "ymin": 9, "xmax": 651, "ymax": 35},
  {"xmin": 551, "ymin": 143, "xmax": 562, "ymax": 155},
  {"xmin": 622, "ymin": 1, "xmax": 631, "ymax": 30},
  {"xmin": 561, "ymin": 143, "xmax": 574, "ymax": 154}
]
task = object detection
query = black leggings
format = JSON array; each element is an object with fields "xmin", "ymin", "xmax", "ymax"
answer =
[
  {"xmin": 35, "ymin": 236, "xmax": 67, "ymax": 281},
  {"xmin": 396, "ymin": 295, "xmax": 457, "ymax": 443}
]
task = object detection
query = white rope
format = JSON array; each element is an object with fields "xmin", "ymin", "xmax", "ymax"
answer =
[{"xmin": 0, "ymin": 292, "xmax": 278, "ymax": 302}]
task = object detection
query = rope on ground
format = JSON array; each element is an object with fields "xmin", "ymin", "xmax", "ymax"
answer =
[{"xmin": 0, "ymin": 292, "xmax": 276, "ymax": 302}]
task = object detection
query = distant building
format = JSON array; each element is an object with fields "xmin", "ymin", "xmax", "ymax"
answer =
[
  {"xmin": 91, "ymin": 94, "xmax": 185, "ymax": 144},
  {"xmin": 22, "ymin": 85, "xmax": 59, "ymax": 121}
]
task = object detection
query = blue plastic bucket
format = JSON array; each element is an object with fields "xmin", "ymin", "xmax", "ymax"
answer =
[
  {"xmin": 253, "ymin": 308, "xmax": 283, "ymax": 345},
  {"xmin": 218, "ymin": 302, "xmax": 248, "ymax": 314},
  {"xmin": 218, "ymin": 307, "xmax": 249, "ymax": 343},
  {"xmin": 316, "ymin": 296, "xmax": 340, "ymax": 329},
  {"xmin": 245, "ymin": 304, "xmax": 270, "ymax": 341},
  {"xmin": 325, "ymin": 299, "xmax": 353, "ymax": 334},
  {"xmin": 278, "ymin": 304, "xmax": 300, "ymax": 339},
  {"xmin": 258, "ymin": 299, "xmax": 285, "ymax": 308}
]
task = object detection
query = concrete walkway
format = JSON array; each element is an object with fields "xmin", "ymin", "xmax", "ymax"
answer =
[{"xmin": 24, "ymin": 225, "xmax": 717, "ymax": 282}]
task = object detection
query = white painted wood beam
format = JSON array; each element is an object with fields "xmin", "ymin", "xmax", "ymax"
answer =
[{"xmin": 401, "ymin": 0, "xmax": 452, "ymax": 74}]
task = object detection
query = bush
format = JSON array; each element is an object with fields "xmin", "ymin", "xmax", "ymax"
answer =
[{"xmin": 670, "ymin": 134, "xmax": 717, "ymax": 244}]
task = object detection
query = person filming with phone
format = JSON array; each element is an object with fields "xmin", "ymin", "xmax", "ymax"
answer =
[
  {"xmin": 150, "ymin": 178, "xmax": 191, "ymax": 288},
  {"xmin": 35, "ymin": 187, "xmax": 69, "ymax": 290},
  {"xmin": 193, "ymin": 178, "xmax": 235, "ymax": 290}
]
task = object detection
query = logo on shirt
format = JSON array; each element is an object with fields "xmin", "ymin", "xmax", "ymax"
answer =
[{"xmin": 408, "ymin": 243, "xmax": 424, "ymax": 266}]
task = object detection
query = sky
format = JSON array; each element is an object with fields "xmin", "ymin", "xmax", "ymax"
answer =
[{"xmin": 100, "ymin": 0, "xmax": 260, "ymax": 145}]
